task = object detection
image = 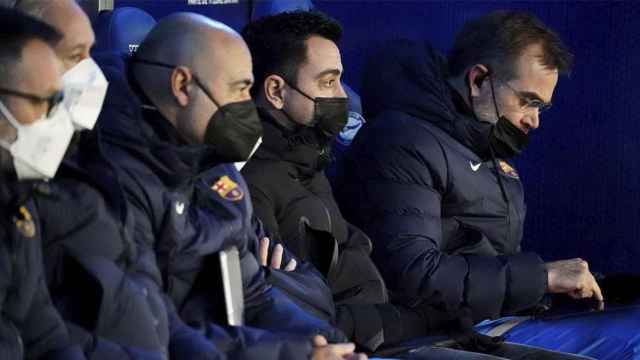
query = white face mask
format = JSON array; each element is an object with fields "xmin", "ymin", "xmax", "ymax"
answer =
[
  {"xmin": 234, "ymin": 136, "xmax": 262, "ymax": 171},
  {"xmin": 0, "ymin": 101, "xmax": 74, "ymax": 180},
  {"xmin": 62, "ymin": 57, "xmax": 108, "ymax": 131}
]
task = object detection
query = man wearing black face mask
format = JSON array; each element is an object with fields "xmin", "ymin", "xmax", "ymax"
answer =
[
  {"xmin": 95, "ymin": 12, "xmax": 370, "ymax": 360},
  {"xmin": 238, "ymin": 11, "xmax": 594, "ymax": 360},
  {"xmin": 333, "ymin": 11, "xmax": 614, "ymax": 358},
  {"xmin": 241, "ymin": 11, "xmax": 394, "ymax": 351}
]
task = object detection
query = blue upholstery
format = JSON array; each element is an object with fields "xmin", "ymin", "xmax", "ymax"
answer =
[
  {"xmin": 93, "ymin": 6, "xmax": 156, "ymax": 55},
  {"xmin": 114, "ymin": 0, "xmax": 250, "ymax": 32}
]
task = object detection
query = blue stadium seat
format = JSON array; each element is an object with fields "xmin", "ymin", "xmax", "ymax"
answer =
[
  {"xmin": 115, "ymin": 0, "xmax": 251, "ymax": 32},
  {"xmin": 92, "ymin": 6, "xmax": 157, "ymax": 55},
  {"xmin": 250, "ymin": 0, "xmax": 313, "ymax": 20}
]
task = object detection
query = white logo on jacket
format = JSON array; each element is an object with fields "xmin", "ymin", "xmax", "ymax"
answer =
[{"xmin": 175, "ymin": 201, "xmax": 185, "ymax": 215}]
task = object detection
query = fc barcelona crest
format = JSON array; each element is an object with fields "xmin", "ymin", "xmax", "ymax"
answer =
[
  {"xmin": 14, "ymin": 206, "xmax": 36, "ymax": 238},
  {"xmin": 211, "ymin": 175, "xmax": 244, "ymax": 201},
  {"xmin": 498, "ymin": 160, "xmax": 519, "ymax": 179}
]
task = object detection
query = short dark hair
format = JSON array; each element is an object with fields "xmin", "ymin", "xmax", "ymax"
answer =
[
  {"xmin": 448, "ymin": 10, "xmax": 573, "ymax": 80},
  {"xmin": 241, "ymin": 10, "xmax": 342, "ymax": 96},
  {"xmin": 0, "ymin": 7, "xmax": 61, "ymax": 86}
]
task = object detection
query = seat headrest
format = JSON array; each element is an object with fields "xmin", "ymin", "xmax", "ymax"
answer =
[
  {"xmin": 93, "ymin": 7, "xmax": 156, "ymax": 55},
  {"xmin": 251, "ymin": 0, "xmax": 314, "ymax": 20},
  {"xmin": 343, "ymin": 83, "xmax": 362, "ymax": 115}
]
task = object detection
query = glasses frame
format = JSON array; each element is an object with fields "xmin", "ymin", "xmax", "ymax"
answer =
[
  {"xmin": 499, "ymin": 80, "xmax": 552, "ymax": 114},
  {"xmin": 0, "ymin": 87, "xmax": 65, "ymax": 117}
]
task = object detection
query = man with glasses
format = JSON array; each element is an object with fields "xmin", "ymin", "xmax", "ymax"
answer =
[
  {"xmin": 0, "ymin": 7, "xmax": 85, "ymax": 359},
  {"xmin": 332, "ymin": 10, "xmax": 631, "ymax": 358}
]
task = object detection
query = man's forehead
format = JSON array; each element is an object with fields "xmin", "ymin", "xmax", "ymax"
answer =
[
  {"xmin": 19, "ymin": 40, "xmax": 62, "ymax": 93},
  {"xmin": 301, "ymin": 35, "xmax": 343, "ymax": 77},
  {"xmin": 45, "ymin": 1, "xmax": 95, "ymax": 49},
  {"xmin": 206, "ymin": 36, "xmax": 253, "ymax": 86},
  {"xmin": 512, "ymin": 44, "xmax": 559, "ymax": 102}
]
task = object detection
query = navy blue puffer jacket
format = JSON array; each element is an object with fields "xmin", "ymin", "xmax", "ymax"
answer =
[
  {"xmin": 0, "ymin": 175, "xmax": 85, "ymax": 360},
  {"xmin": 333, "ymin": 40, "xmax": 548, "ymax": 322},
  {"xmin": 92, "ymin": 54, "xmax": 343, "ymax": 358}
]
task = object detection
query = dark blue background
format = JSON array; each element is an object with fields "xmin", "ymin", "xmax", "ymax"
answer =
[{"xmin": 113, "ymin": 0, "xmax": 640, "ymax": 274}]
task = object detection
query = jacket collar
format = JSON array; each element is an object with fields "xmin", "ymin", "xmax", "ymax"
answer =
[
  {"xmin": 254, "ymin": 108, "xmax": 331, "ymax": 179},
  {"xmin": 361, "ymin": 39, "xmax": 494, "ymax": 160}
]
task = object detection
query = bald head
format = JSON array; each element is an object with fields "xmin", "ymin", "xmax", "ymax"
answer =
[
  {"xmin": 137, "ymin": 13, "xmax": 242, "ymax": 78},
  {"xmin": 8, "ymin": 0, "xmax": 94, "ymax": 71},
  {"xmin": 133, "ymin": 13, "xmax": 254, "ymax": 145}
]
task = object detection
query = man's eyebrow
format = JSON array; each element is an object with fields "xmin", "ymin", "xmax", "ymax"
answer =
[
  {"xmin": 44, "ymin": 87, "xmax": 62, "ymax": 99},
  {"xmin": 69, "ymin": 44, "xmax": 87, "ymax": 53},
  {"xmin": 314, "ymin": 69, "xmax": 341, "ymax": 79},
  {"xmin": 230, "ymin": 79, "xmax": 253, "ymax": 87},
  {"xmin": 520, "ymin": 90, "xmax": 550, "ymax": 104}
]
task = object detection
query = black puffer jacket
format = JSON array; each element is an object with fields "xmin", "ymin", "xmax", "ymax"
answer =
[
  {"xmin": 332, "ymin": 40, "xmax": 548, "ymax": 322},
  {"xmin": 242, "ymin": 113, "xmax": 388, "ymax": 307},
  {"xmin": 242, "ymin": 113, "xmax": 475, "ymax": 351}
]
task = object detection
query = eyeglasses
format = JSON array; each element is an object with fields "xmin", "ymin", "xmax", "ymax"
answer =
[
  {"xmin": 132, "ymin": 58, "xmax": 223, "ymax": 108},
  {"xmin": 499, "ymin": 80, "xmax": 552, "ymax": 114},
  {"xmin": 0, "ymin": 87, "xmax": 65, "ymax": 117}
]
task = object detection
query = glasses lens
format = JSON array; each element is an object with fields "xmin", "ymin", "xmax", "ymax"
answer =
[{"xmin": 47, "ymin": 91, "xmax": 64, "ymax": 117}]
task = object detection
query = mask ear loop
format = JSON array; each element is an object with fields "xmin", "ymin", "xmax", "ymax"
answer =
[
  {"xmin": 0, "ymin": 101, "xmax": 21, "ymax": 150},
  {"xmin": 281, "ymin": 78, "xmax": 320, "ymax": 128},
  {"xmin": 485, "ymin": 74, "xmax": 514, "ymax": 250}
]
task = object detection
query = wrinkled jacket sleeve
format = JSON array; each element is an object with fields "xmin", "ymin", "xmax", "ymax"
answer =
[
  {"xmin": 66, "ymin": 323, "xmax": 165, "ymax": 360},
  {"xmin": 20, "ymin": 270, "xmax": 85, "ymax": 360},
  {"xmin": 336, "ymin": 119, "xmax": 547, "ymax": 321},
  {"xmin": 239, "ymin": 243, "xmax": 345, "ymax": 343},
  {"xmin": 201, "ymin": 323, "xmax": 313, "ymax": 360},
  {"xmin": 241, "ymin": 187, "xmax": 338, "ymax": 325}
]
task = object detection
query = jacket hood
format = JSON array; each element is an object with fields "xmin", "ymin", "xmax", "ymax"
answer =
[{"xmin": 361, "ymin": 39, "xmax": 494, "ymax": 159}]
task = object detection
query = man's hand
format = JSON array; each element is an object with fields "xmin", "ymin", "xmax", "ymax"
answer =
[
  {"xmin": 258, "ymin": 237, "xmax": 297, "ymax": 271},
  {"xmin": 311, "ymin": 335, "xmax": 367, "ymax": 360},
  {"xmin": 545, "ymin": 258, "xmax": 604, "ymax": 309}
]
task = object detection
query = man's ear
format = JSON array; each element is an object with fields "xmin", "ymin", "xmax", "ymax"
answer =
[
  {"xmin": 170, "ymin": 66, "xmax": 194, "ymax": 107},
  {"xmin": 467, "ymin": 64, "xmax": 490, "ymax": 97},
  {"xmin": 263, "ymin": 74, "xmax": 287, "ymax": 110}
]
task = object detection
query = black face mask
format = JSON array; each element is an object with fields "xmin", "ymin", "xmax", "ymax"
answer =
[
  {"xmin": 200, "ymin": 91, "xmax": 263, "ymax": 163},
  {"xmin": 478, "ymin": 74, "xmax": 529, "ymax": 159},
  {"xmin": 193, "ymin": 76, "xmax": 263, "ymax": 163},
  {"xmin": 489, "ymin": 116, "xmax": 529, "ymax": 159},
  {"xmin": 130, "ymin": 58, "xmax": 263, "ymax": 163},
  {"xmin": 284, "ymin": 81, "xmax": 349, "ymax": 138}
]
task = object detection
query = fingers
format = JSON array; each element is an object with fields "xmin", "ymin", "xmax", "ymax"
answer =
[
  {"xmin": 567, "ymin": 268, "xmax": 605, "ymax": 310},
  {"xmin": 270, "ymin": 243, "xmax": 283, "ymax": 269},
  {"xmin": 313, "ymin": 335, "xmax": 328, "ymax": 347},
  {"xmin": 284, "ymin": 258, "xmax": 297, "ymax": 272},
  {"xmin": 258, "ymin": 237, "xmax": 269, "ymax": 266},
  {"xmin": 345, "ymin": 354, "xmax": 368, "ymax": 360},
  {"xmin": 326, "ymin": 343, "xmax": 356, "ymax": 357},
  {"xmin": 591, "ymin": 275, "xmax": 604, "ymax": 304}
]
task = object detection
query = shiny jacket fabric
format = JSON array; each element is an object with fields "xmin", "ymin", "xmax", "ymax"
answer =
[
  {"xmin": 242, "ymin": 113, "xmax": 475, "ymax": 352},
  {"xmin": 332, "ymin": 40, "xmax": 548, "ymax": 322},
  {"xmin": 0, "ymin": 175, "xmax": 85, "ymax": 360},
  {"xmin": 93, "ymin": 54, "xmax": 342, "ymax": 359},
  {"xmin": 34, "ymin": 135, "xmax": 217, "ymax": 360}
]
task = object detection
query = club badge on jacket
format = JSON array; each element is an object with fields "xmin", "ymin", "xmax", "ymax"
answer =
[{"xmin": 212, "ymin": 175, "xmax": 244, "ymax": 201}]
